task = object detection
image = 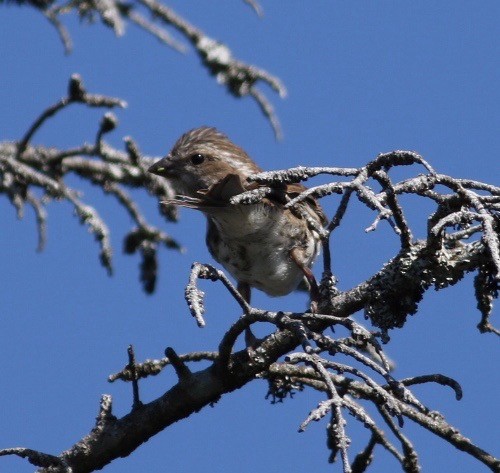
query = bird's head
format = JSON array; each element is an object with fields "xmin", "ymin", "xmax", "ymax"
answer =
[{"xmin": 148, "ymin": 127, "xmax": 261, "ymax": 197}]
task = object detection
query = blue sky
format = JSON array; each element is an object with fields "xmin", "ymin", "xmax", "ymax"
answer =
[{"xmin": 0, "ymin": 2, "xmax": 498, "ymax": 472}]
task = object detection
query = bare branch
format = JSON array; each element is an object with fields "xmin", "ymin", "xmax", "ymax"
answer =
[
  {"xmin": 243, "ymin": 0, "xmax": 263, "ymax": 17},
  {"xmin": 25, "ymin": 190, "xmax": 48, "ymax": 251},
  {"xmin": 109, "ymin": 351, "xmax": 218, "ymax": 382},
  {"xmin": 185, "ymin": 262, "xmax": 252, "ymax": 329},
  {"xmin": 377, "ymin": 406, "xmax": 420, "ymax": 473},
  {"xmin": 0, "ymin": 447, "xmax": 71, "ymax": 471},
  {"xmin": 126, "ymin": 345, "xmax": 143, "ymax": 410},
  {"xmin": 0, "ymin": 77, "xmax": 184, "ymax": 290},
  {"xmin": 17, "ymin": 74, "xmax": 126, "ymax": 159},
  {"xmin": 293, "ymin": 353, "xmax": 351, "ymax": 472},
  {"xmin": 44, "ymin": 8, "xmax": 73, "ymax": 54},
  {"xmin": 126, "ymin": 9, "xmax": 186, "ymax": 52},
  {"xmin": 135, "ymin": 0, "xmax": 286, "ymax": 137}
]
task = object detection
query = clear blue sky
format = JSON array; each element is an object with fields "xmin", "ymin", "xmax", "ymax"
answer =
[{"xmin": 0, "ymin": 2, "xmax": 498, "ymax": 472}]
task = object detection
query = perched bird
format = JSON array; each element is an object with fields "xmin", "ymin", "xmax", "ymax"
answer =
[{"xmin": 148, "ymin": 127, "xmax": 326, "ymax": 333}]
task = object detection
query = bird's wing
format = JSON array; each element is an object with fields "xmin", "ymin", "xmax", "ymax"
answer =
[
  {"xmin": 267, "ymin": 182, "xmax": 328, "ymax": 227},
  {"xmin": 200, "ymin": 173, "xmax": 247, "ymax": 201}
]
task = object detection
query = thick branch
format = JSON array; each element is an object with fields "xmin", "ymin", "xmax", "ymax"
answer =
[{"xmin": 22, "ymin": 236, "xmax": 495, "ymax": 472}]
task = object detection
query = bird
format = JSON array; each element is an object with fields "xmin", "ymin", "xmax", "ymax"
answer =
[{"xmin": 148, "ymin": 127, "xmax": 326, "ymax": 341}]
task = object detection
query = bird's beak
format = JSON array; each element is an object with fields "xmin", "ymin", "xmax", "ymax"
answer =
[{"xmin": 148, "ymin": 156, "xmax": 173, "ymax": 176}]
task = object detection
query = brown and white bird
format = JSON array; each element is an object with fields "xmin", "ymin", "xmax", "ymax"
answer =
[{"xmin": 148, "ymin": 127, "xmax": 326, "ymax": 316}]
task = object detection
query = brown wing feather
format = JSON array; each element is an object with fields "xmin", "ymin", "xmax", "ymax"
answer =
[
  {"xmin": 199, "ymin": 173, "xmax": 247, "ymax": 201},
  {"xmin": 264, "ymin": 181, "xmax": 328, "ymax": 227}
]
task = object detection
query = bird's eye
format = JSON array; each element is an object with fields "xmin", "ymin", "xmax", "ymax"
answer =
[{"xmin": 190, "ymin": 154, "xmax": 205, "ymax": 165}]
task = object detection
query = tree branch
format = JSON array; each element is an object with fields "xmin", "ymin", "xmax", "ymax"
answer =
[
  {"xmin": 1, "ymin": 76, "xmax": 498, "ymax": 471},
  {"xmin": 5, "ymin": 234, "xmax": 493, "ymax": 471}
]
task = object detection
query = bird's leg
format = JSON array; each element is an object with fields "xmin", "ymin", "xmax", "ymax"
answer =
[
  {"xmin": 290, "ymin": 248, "xmax": 319, "ymax": 313},
  {"xmin": 237, "ymin": 281, "xmax": 259, "ymax": 347}
]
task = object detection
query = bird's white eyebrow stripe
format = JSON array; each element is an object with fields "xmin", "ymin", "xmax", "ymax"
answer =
[{"xmin": 222, "ymin": 155, "xmax": 257, "ymax": 176}]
